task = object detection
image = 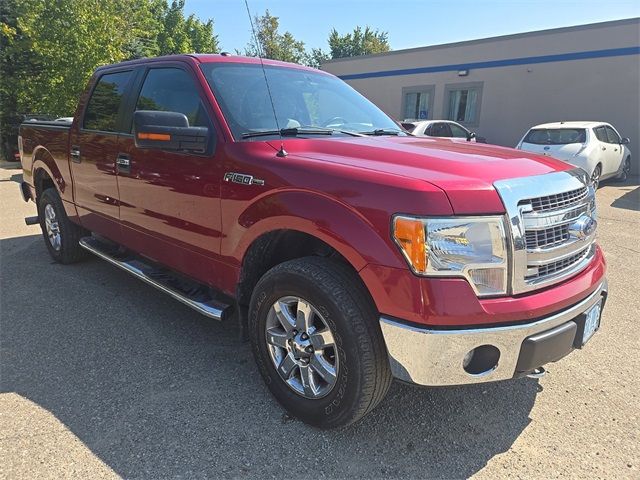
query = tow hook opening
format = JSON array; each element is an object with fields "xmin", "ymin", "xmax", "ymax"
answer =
[
  {"xmin": 462, "ymin": 345, "xmax": 500, "ymax": 375},
  {"xmin": 526, "ymin": 366, "xmax": 547, "ymax": 379}
]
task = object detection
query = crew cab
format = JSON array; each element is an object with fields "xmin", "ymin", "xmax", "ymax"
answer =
[{"xmin": 19, "ymin": 54, "xmax": 607, "ymax": 428}]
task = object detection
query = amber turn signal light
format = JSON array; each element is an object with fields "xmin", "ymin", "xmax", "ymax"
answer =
[
  {"xmin": 392, "ymin": 216, "xmax": 427, "ymax": 273},
  {"xmin": 137, "ymin": 132, "xmax": 171, "ymax": 141}
]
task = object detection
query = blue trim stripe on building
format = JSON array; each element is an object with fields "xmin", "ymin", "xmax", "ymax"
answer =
[{"xmin": 338, "ymin": 46, "xmax": 640, "ymax": 80}]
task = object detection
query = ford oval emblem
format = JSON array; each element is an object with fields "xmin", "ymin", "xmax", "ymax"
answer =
[
  {"xmin": 543, "ymin": 146, "xmax": 550, "ymax": 150},
  {"xmin": 569, "ymin": 214, "xmax": 597, "ymax": 240}
]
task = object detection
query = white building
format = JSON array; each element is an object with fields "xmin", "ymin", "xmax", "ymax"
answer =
[{"xmin": 322, "ymin": 18, "xmax": 640, "ymax": 173}]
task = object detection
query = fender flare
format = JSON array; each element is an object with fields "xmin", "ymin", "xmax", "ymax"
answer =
[
  {"xmin": 228, "ymin": 189, "xmax": 406, "ymax": 273},
  {"xmin": 31, "ymin": 146, "xmax": 67, "ymax": 196}
]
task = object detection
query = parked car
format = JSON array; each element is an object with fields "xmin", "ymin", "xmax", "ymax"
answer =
[
  {"xmin": 19, "ymin": 55, "xmax": 607, "ymax": 428},
  {"xmin": 516, "ymin": 121, "xmax": 632, "ymax": 188},
  {"xmin": 403, "ymin": 119, "xmax": 487, "ymax": 143}
]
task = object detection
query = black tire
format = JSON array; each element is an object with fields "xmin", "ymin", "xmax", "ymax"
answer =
[
  {"xmin": 249, "ymin": 257, "xmax": 392, "ymax": 428},
  {"xmin": 591, "ymin": 164, "xmax": 602, "ymax": 189},
  {"xmin": 38, "ymin": 188, "xmax": 88, "ymax": 264},
  {"xmin": 616, "ymin": 156, "xmax": 631, "ymax": 182}
]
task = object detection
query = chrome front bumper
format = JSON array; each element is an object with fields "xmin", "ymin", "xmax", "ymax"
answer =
[{"xmin": 380, "ymin": 279, "xmax": 608, "ymax": 386}]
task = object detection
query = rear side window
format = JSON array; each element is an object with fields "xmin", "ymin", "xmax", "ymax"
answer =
[
  {"xmin": 135, "ymin": 68, "xmax": 209, "ymax": 128},
  {"xmin": 593, "ymin": 127, "xmax": 608, "ymax": 142},
  {"xmin": 523, "ymin": 128, "xmax": 586, "ymax": 145},
  {"xmin": 605, "ymin": 126, "xmax": 621, "ymax": 144},
  {"xmin": 83, "ymin": 71, "xmax": 132, "ymax": 132}
]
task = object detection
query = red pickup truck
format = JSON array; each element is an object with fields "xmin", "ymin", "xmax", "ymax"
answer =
[{"xmin": 19, "ymin": 54, "xmax": 607, "ymax": 428}]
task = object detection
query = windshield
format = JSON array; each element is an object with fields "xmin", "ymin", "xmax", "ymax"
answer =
[
  {"xmin": 523, "ymin": 128, "xmax": 586, "ymax": 145},
  {"xmin": 200, "ymin": 63, "xmax": 404, "ymax": 140}
]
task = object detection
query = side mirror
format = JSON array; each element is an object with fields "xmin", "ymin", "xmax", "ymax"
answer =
[
  {"xmin": 620, "ymin": 137, "xmax": 630, "ymax": 145},
  {"xmin": 467, "ymin": 132, "xmax": 476, "ymax": 142},
  {"xmin": 133, "ymin": 110, "xmax": 209, "ymax": 153}
]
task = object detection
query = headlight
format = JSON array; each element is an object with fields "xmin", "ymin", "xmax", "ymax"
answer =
[{"xmin": 392, "ymin": 215, "xmax": 509, "ymax": 296}]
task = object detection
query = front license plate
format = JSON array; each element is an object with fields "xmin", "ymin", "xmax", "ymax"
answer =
[{"xmin": 582, "ymin": 300, "xmax": 602, "ymax": 345}]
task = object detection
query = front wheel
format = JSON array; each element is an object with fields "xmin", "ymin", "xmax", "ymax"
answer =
[
  {"xmin": 616, "ymin": 156, "xmax": 631, "ymax": 182},
  {"xmin": 591, "ymin": 164, "xmax": 602, "ymax": 189},
  {"xmin": 249, "ymin": 257, "xmax": 392, "ymax": 428}
]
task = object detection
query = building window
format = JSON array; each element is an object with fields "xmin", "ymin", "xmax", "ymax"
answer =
[
  {"xmin": 444, "ymin": 83, "xmax": 483, "ymax": 127},
  {"xmin": 401, "ymin": 86, "xmax": 434, "ymax": 121}
]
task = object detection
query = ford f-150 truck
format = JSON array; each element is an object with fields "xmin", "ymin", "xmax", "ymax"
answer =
[{"xmin": 19, "ymin": 54, "xmax": 607, "ymax": 428}]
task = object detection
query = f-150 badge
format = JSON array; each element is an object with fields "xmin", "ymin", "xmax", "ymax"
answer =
[{"xmin": 223, "ymin": 172, "xmax": 265, "ymax": 186}]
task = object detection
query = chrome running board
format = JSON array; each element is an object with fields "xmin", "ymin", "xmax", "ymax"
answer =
[{"xmin": 79, "ymin": 236, "xmax": 231, "ymax": 321}]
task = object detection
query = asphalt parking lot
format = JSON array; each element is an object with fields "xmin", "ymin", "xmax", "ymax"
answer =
[{"xmin": 1, "ymin": 161, "xmax": 638, "ymax": 479}]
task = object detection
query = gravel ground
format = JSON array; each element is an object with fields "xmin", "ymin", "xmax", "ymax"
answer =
[{"xmin": 1, "ymin": 161, "xmax": 638, "ymax": 479}]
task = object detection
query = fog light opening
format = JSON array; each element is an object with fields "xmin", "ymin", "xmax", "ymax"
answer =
[{"xmin": 462, "ymin": 345, "xmax": 501, "ymax": 376}]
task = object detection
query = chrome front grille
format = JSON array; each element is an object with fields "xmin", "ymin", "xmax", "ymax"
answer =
[
  {"xmin": 494, "ymin": 169, "xmax": 597, "ymax": 294},
  {"xmin": 528, "ymin": 186, "xmax": 589, "ymax": 212},
  {"xmin": 525, "ymin": 225, "xmax": 569, "ymax": 249},
  {"xmin": 525, "ymin": 245, "xmax": 592, "ymax": 279}
]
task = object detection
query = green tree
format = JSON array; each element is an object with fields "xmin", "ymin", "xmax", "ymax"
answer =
[
  {"xmin": 0, "ymin": 0, "xmax": 218, "ymax": 160},
  {"xmin": 157, "ymin": 0, "xmax": 219, "ymax": 55},
  {"xmin": 303, "ymin": 26, "xmax": 391, "ymax": 69},
  {"xmin": 244, "ymin": 10, "xmax": 306, "ymax": 64}
]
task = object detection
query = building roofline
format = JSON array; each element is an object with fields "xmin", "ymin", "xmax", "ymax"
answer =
[{"xmin": 322, "ymin": 17, "xmax": 640, "ymax": 65}]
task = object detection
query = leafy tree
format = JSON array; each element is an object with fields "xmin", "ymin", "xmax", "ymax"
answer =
[
  {"xmin": 328, "ymin": 26, "xmax": 390, "ymax": 59},
  {"xmin": 244, "ymin": 10, "xmax": 306, "ymax": 64},
  {"xmin": 157, "ymin": 0, "xmax": 219, "ymax": 55},
  {"xmin": 0, "ymin": 0, "xmax": 218, "ymax": 160},
  {"xmin": 305, "ymin": 47, "xmax": 330, "ymax": 69}
]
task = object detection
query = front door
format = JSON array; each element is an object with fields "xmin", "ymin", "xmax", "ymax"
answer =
[
  {"xmin": 115, "ymin": 64, "xmax": 224, "ymax": 285},
  {"xmin": 603, "ymin": 126, "xmax": 624, "ymax": 176},
  {"xmin": 69, "ymin": 69, "xmax": 134, "ymax": 242}
]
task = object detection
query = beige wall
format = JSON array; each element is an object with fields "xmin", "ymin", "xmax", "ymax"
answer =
[{"xmin": 323, "ymin": 19, "xmax": 640, "ymax": 173}]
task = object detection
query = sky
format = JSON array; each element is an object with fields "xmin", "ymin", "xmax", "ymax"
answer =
[{"xmin": 184, "ymin": 0, "xmax": 640, "ymax": 54}]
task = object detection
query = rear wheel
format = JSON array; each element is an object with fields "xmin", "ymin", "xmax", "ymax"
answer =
[
  {"xmin": 591, "ymin": 164, "xmax": 602, "ymax": 189},
  {"xmin": 249, "ymin": 257, "xmax": 392, "ymax": 428},
  {"xmin": 38, "ymin": 188, "xmax": 88, "ymax": 264},
  {"xmin": 616, "ymin": 156, "xmax": 631, "ymax": 182}
]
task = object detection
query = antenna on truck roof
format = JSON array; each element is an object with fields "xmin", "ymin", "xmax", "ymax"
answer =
[{"xmin": 243, "ymin": 0, "xmax": 287, "ymax": 158}]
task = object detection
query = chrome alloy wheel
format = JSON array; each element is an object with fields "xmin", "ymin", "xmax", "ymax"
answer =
[
  {"xmin": 265, "ymin": 296, "xmax": 339, "ymax": 399},
  {"xmin": 44, "ymin": 203, "xmax": 61, "ymax": 251},
  {"xmin": 591, "ymin": 165, "xmax": 601, "ymax": 190}
]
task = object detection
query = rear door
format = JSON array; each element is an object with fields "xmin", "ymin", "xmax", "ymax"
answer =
[
  {"xmin": 115, "ymin": 63, "xmax": 225, "ymax": 284},
  {"xmin": 69, "ymin": 69, "xmax": 134, "ymax": 242}
]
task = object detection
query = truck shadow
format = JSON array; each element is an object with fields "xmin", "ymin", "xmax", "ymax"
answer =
[
  {"xmin": 1, "ymin": 235, "xmax": 538, "ymax": 479},
  {"xmin": 604, "ymin": 175, "xmax": 639, "ymax": 212}
]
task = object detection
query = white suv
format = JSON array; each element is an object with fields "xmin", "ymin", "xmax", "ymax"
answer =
[{"xmin": 517, "ymin": 121, "xmax": 632, "ymax": 188}]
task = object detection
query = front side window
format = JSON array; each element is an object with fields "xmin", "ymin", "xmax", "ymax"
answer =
[
  {"xmin": 524, "ymin": 128, "xmax": 586, "ymax": 145},
  {"xmin": 135, "ymin": 68, "xmax": 209, "ymax": 128},
  {"xmin": 200, "ymin": 63, "xmax": 403, "ymax": 140},
  {"xmin": 605, "ymin": 126, "xmax": 621, "ymax": 144},
  {"xmin": 449, "ymin": 123, "xmax": 469, "ymax": 138},
  {"xmin": 446, "ymin": 86, "xmax": 481, "ymax": 125},
  {"xmin": 403, "ymin": 91, "xmax": 431, "ymax": 121},
  {"xmin": 83, "ymin": 71, "xmax": 132, "ymax": 132}
]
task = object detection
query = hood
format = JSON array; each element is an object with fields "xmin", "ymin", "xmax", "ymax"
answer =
[{"xmin": 273, "ymin": 136, "xmax": 572, "ymax": 214}]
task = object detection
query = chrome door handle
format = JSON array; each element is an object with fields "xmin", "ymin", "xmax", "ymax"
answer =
[
  {"xmin": 70, "ymin": 147, "xmax": 81, "ymax": 163},
  {"xmin": 116, "ymin": 153, "xmax": 131, "ymax": 173}
]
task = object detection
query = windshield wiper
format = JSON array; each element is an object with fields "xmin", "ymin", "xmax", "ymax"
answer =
[
  {"xmin": 242, "ymin": 125, "xmax": 367, "ymax": 139},
  {"xmin": 242, "ymin": 127, "xmax": 334, "ymax": 139},
  {"xmin": 360, "ymin": 129, "xmax": 403, "ymax": 136}
]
